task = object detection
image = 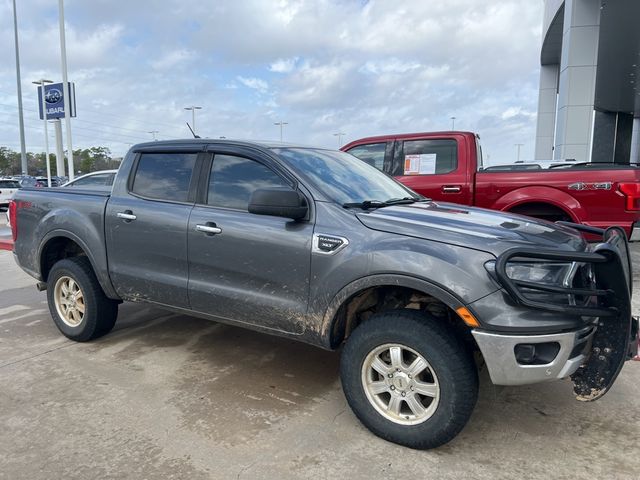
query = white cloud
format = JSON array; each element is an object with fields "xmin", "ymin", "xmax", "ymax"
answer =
[
  {"xmin": 150, "ymin": 49, "xmax": 195, "ymax": 70},
  {"xmin": 269, "ymin": 57, "xmax": 298, "ymax": 73},
  {"xmin": 237, "ymin": 76, "xmax": 269, "ymax": 94}
]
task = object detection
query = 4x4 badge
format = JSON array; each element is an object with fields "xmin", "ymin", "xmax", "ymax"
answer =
[{"xmin": 568, "ymin": 182, "xmax": 611, "ymax": 191}]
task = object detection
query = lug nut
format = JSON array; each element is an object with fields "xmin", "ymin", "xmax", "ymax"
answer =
[
  {"xmin": 410, "ymin": 386, "xmax": 414, "ymax": 391},
  {"xmin": 388, "ymin": 373, "xmax": 393, "ymax": 378},
  {"xmin": 401, "ymin": 392, "xmax": 406, "ymax": 397},
  {"xmin": 407, "ymin": 374, "xmax": 412, "ymax": 379},
  {"xmin": 390, "ymin": 386, "xmax": 395, "ymax": 390}
]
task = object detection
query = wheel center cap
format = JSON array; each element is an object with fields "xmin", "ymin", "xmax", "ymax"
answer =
[{"xmin": 392, "ymin": 372, "xmax": 410, "ymax": 391}]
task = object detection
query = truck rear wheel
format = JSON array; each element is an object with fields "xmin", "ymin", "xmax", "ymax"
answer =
[
  {"xmin": 46, "ymin": 256, "xmax": 118, "ymax": 342},
  {"xmin": 340, "ymin": 309, "xmax": 478, "ymax": 449}
]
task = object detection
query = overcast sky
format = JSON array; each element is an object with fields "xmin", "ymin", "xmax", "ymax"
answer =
[{"xmin": 0, "ymin": 0, "xmax": 544, "ymax": 164}]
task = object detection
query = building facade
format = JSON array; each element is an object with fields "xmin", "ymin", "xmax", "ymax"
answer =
[{"xmin": 534, "ymin": 0, "xmax": 640, "ymax": 163}]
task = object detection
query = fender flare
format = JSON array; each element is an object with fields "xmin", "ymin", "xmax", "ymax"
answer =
[
  {"xmin": 319, "ymin": 274, "xmax": 468, "ymax": 349},
  {"xmin": 490, "ymin": 186, "xmax": 583, "ymax": 221},
  {"xmin": 38, "ymin": 229, "xmax": 120, "ymax": 300}
]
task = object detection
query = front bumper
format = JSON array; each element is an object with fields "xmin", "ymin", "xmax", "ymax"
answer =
[
  {"xmin": 477, "ymin": 224, "xmax": 637, "ymax": 400},
  {"xmin": 472, "ymin": 326, "xmax": 595, "ymax": 386}
]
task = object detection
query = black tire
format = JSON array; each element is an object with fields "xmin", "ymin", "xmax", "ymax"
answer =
[
  {"xmin": 46, "ymin": 256, "xmax": 118, "ymax": 342},
  {"xmin": 340, "ymin": 309, "xmax": 478, "ymax": 449}
]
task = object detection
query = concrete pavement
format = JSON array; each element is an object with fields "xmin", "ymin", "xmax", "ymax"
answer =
[{"xmin": 0, "ymin": 224, "xmax": 638, "ymax": 479}]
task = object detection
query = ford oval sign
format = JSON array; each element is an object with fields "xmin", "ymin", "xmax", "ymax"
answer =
[{"xmin": 45, "ymin": 89, "xmax": 62, "ymax": 104}]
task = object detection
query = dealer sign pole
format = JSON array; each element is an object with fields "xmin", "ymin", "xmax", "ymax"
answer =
[
  {"xmin": 34, "ymin": 79, "xmax": 53, "ymax": 187},
  {"xmin": 58, "ymin": 0, "xmax": 74, "ymax": 181}
]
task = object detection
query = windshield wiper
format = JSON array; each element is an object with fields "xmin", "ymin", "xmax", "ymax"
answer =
[{"xmin": 342, "ymin": 197, "xmax": 424, "ymax": 210}]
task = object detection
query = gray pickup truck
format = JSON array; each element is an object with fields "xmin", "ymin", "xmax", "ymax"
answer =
[{"xmin": 9, "ymin": 140, "xmax": 639, "ymax": 449}]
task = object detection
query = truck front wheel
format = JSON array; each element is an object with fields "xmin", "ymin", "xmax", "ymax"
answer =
[
  {"xmin": 47, "ymin": 256, "xmax": 118, "ymax": 342},
  {"xmin": 340, "ymin": 309, "xmax": 478, "ymax": 449}
]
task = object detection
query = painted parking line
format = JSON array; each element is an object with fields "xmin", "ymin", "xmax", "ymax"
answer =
[
  {"xmin": 0, "ymin": 309, "xmax": 47, "ymax": 325},
  {"xmin": 0, "ymin": 305, "xmax": 30, "ymax": 316}
]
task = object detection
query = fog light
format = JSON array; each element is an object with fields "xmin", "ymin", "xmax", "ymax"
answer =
[{"xmin": 514, "ymin": 342, "xmax": 560, "ymax": 365}]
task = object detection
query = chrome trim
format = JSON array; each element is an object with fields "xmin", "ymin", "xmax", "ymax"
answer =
[
  {"xmin": 471, "ymin": 327, "xmax": 595, "ymax": 386},
  {"xmin": 312, "ymin": 233, "xmax": 349, "ymax": 255},
  {"xmin": 116, "ymin": 212, "xmax": 137, "ymax": 221},
  {"xmin": 195, "ymin": 224, "xmax": 222, "ymax": 234}
]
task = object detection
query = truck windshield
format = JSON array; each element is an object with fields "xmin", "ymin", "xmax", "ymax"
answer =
[{"xmin": 274, "ymin": 148, "xmax": 420, "ymax": 205}]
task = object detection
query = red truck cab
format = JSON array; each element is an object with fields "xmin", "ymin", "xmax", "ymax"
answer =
[{"xmin": 342, "ymin": 131, "xmax": 640, "ymax": 238}]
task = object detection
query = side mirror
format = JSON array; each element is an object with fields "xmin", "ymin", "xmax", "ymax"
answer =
[{"xmin": 248, "ymin": 188, "xmax": 308, "ymax": 220}]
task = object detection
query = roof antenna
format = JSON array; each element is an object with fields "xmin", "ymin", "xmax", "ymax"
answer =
[{"xmin": 186, "ymin": 122, "xmax": 200, "ymax": 139}]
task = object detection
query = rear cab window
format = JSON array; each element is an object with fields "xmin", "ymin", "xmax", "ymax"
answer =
[
  {"xmin": 393, "ymin": 139, "xmax": 458, "ymax": 176},
  {"xmin": 345, "ymin": 143, "xmax": 387, "ymax": 171},
  {"xmin": 131, "ymin": 152, "xmax": 197, "ymax": 202}
]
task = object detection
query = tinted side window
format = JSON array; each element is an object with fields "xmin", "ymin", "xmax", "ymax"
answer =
[
  {"xmin": 132, "ymin": 153, "xmax": 197, "ymax": 202},
  {"xmin": 398, "ymin": 139, "xmax": 458, "ymax": 176},
  {"xmin": 74, "ymin": 174, "xmax": 110, "ymax": 186},
  {"xmin": 207, "ymin": 154, "xmax": 290, "ymax": 210},
  {"xmin": 346, "ymin": 143, "xmax": 386, "ymax": 171}
]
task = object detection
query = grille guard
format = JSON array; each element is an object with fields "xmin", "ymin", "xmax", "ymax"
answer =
[{"xmin": 494, "ymin": 223, "xmax": 635, "ymax": 401}]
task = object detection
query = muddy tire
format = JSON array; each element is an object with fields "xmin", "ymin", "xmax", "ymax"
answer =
[
  {"xmin": 340, "ymin": 309, "xmax": 478, "ymax": 449},
  {"xmin": 46, "ymin": 256, "xmax": 118, "ymax": 342}
]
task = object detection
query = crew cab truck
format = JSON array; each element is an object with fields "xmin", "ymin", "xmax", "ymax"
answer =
[
  {"xmin": 10, "ymin": 140, "xmax": 639, "ymax": 449},
  {"xmin": 342, "ymin": 131, "xmax": 640, "ymax": 238}
]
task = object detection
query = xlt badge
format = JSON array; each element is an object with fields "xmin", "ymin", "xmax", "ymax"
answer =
[{"xmin": 313, "ymin": 233, "xmax": 349, "ymax": 255}]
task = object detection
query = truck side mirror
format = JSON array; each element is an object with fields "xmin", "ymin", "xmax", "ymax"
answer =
[{"xmin": 248, "ymin": 188, "xmax": 308, "ymax": 220}]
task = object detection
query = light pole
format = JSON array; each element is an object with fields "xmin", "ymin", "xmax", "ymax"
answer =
[
  {"xmin": 515, "ymin": 143, "xmax": 524, "ymax": 162},
  {"xmin": 12, "ymin": 0, "xmax": 27, "ymax": 174},
  {"xmin": 333, "ymin": 132, "xmax": 346, "ymax": 148},
  {"xmin": 148, "ymin": 130, "xmax": 159, "ymax": 141},
  {"xmin": 274, "ymin": 121, "xmax": 288, "ymax": 142},
  {"xmin": 184, "ymin": 106, "xmax": 202, "ymax": 135},
  {"xmin": 450, "ymin": 116, "xmax": 456, "ymax": 130},
  {"xmin": 33, "ymin": 79, "xmax": 53, "ymax": 187},
  {"xmin": 58, "ymin": 0, "xmax": 74, "ymax": 180}
]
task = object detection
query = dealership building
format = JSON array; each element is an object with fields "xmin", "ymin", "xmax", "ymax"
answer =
[{"xmin": 534, "ymin": 0, "xmax": 640, "ymax": 164}]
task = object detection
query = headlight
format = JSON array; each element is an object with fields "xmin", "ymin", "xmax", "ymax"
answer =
[
  {"xmin": 485, "ymin": 260, "xmax": 577, "ymax": 287},
  {"xmin": 505, "ymin": 261, "xmax": 576, "ymax": 286}
]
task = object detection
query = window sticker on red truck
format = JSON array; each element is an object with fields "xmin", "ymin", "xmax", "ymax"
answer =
[{"xmin": 404, "ymin": 153, "xmax": 436, "ymax": 175}]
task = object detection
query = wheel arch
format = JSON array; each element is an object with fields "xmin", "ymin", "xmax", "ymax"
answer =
[
  {"xmin": 490, "ymin": 186, "xmax": 584, "ymax": 222},
  {"xmin": 321, "ymin": 274, "xmax": 472, "ymax": 350},
  {"xmin": 38, "ymin": 230, "xmax": 120, "ymax": 300}
]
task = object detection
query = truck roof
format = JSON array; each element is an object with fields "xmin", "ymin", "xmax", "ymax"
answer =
[{"xmin": 131, "ymin": 138, "xmax": 326, "ymax": 151}]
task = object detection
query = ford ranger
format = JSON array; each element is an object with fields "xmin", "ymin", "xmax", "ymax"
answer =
[{"xmin": 9, "ymin": 140, "xmax": 639, "ymax": 449}]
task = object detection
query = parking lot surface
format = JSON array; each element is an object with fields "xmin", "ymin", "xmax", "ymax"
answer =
[{"xmin": 1, "ymin": 216, "xmax": 639, "ymax": 479}]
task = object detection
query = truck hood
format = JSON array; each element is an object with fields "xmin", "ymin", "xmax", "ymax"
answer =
[{"xmin": 356, "ymin": 201, "xmax": 587, "ymax": 255}]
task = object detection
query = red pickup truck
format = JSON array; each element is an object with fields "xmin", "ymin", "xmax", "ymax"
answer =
[{"xmin": 342, "ymin": 131, "xmax": 640, "ymax": 239}]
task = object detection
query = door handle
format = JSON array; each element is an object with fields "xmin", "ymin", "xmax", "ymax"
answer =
[
  {"xmin": 196, "ymin": 224, "xmax": 222, "ymax": 235},
  {"xmin": 116, "ymin": 211, "xmax": 137, "ymax": 221},
  {"xmin": 442, "ymin": 185, "xmax": 462, "ymax": 193}
]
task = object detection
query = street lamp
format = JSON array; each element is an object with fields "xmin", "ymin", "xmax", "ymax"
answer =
[
  {"xmin": 184, "ymin": 106, "xmax": 202, "ymax": 135},
  {"xmin": 148, "ymin": 130, "xmax": 159, "ymax": 141},
  {"xmin": 33, "ymin": 78, "xmax": 53, "ymax": 187},
  {"xmin": 333, "ymin": 132, "xmax": 346, "ymax": 148},
  {"xmin": 450, "ymin": 116, "xmax": 456, "ymax": 130},
  {"xmin": 274, "ymin": 121, "xmax": 288, "ymax": 142},
  {"xmin": 12, "ymin": 0, "xmax": 27, "ymax": 174}
]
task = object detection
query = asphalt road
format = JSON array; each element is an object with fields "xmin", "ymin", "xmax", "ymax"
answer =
[{"xmin": 1, "ymin": 217, "xmax": 639, "ymax": 479}]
